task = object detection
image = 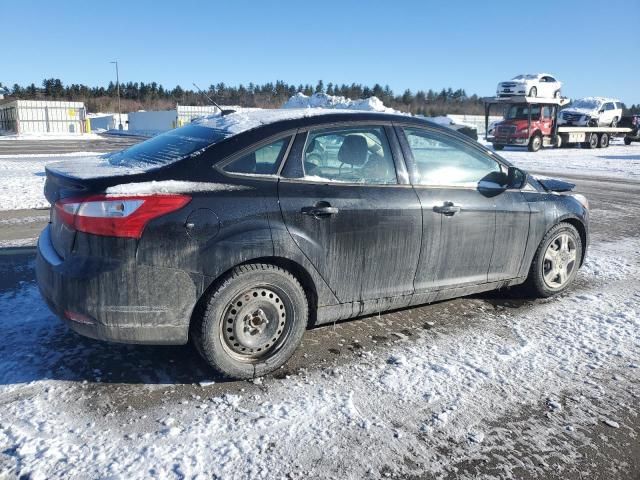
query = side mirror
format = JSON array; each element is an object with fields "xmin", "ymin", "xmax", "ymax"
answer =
[{"xmin": 507, "ymin": 166, "xmax": 527, "ymax": 189}]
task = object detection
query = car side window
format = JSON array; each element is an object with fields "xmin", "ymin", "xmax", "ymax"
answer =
[
  {"xmin": 223, "ymin": 137, "xmax": 291, "ymax": 175},
  {"xmin": 403, "ymin": 128, "xmax": 502, "ymax": 187},
  {"xmin": 302, "ymin": 126, "xmax": 397, "ymax": 185},
  {"xmin": 604, "ymin": 103, "xmax": 614, "ymax": 111}
]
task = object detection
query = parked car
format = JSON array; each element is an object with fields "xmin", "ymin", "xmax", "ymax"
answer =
[
  {"xmin": 425, "ymin": 116, "xmax": 478, "ymax": 141},
  {"xmin": 558, "ymin": 97, "xmax": 624, "ymax": 127},
  {"xmin": 36, "ymin": 110, "xmax": 589, "ymax": 379},
  {"xmin": 496, "ymin": 74, "xmax": 562, "ymax": 98},
  {"xmin": 492, "ymin": 103, "xmax": 557, "ymax": 152}
]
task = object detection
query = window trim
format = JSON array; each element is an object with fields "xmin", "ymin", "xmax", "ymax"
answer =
[
  {"xmin": 214, "ymin": 131, "xmax": 296, "ymax": 181},
  {"xmin": 394, "ymin": 124, "xmax": 512, "ymax": 189},
  {"xmin": 288, "ymin": 123, "xmax": 404, "ymax": 187}
]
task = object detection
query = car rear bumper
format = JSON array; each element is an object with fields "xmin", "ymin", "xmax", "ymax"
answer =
[{"xmin": 36, "ymin": 225, "xmax": 200, "ymax": 345}]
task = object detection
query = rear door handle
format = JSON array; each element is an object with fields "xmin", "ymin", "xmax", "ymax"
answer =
[
  {"xmin": 301, "ymin": 204, "xmax": 339, "ymax": 217},
  {"xmin": 433, "ymin": 202, "xmax": 461, "ymax": 216}
]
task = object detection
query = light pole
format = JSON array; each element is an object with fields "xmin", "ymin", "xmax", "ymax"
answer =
[{"xmin": 110, "ymin": 61, "xmax": 122, "ymax": 130}]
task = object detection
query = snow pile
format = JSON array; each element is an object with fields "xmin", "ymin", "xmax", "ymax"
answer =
[
  {"xmin": 282, "ymin": 92, "xmax": 399, "ymax": 113},
  {"xmin": 0, "ymin": 238, "xmax": 638, "ymax": 478}
]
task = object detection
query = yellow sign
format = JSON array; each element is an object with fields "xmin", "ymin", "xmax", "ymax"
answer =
[{"xmin": 68, "ymin": 108, "xmax": 77, "ymax": 117}]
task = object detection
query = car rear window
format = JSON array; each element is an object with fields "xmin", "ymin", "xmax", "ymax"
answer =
[{"xmin": 104, "ymin": 125, "xmax": 226, "ymax": 168}]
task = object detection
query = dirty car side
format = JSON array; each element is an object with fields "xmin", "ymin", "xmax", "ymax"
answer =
[{"xmin": 35, "ymin": 112, "xmax": 589, "ymax": 353}]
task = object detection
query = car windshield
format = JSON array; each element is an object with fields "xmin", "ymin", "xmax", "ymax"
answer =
[
  {"xmin": 505, "ymin": 105, "xmax": 541, "ymax": 120},
  {"xmin": 513, "ymin": 74, "xmax": 538, "ymax": 80},
  {"xmin": 570, "ymin": 99, "xmax": 602, "ymax": 110},
  {"xmin": 104, "ymin": 125, "xmax": 227, "ymax": 167}
]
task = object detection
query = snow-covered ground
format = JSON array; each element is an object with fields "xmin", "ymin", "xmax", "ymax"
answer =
[
  {"xmin": 0, "ymin": 238, "xmax": 638, "ymax": 479},
  {"xmin": 493, "ymin": 140, "xmax": 640, "ymax": 180},
  {"xmin": 1, "ymin": 142, "xmax": 639, "ymax": 211},
  {"xmin": 0, "ymin": 152, "xmax": 101, "ymax": 210}
]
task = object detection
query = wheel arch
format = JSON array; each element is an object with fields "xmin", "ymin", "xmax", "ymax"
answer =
[
  {"xmin": 189, "ymin": 256, "xmax": 319, "ymax": 335},
  {"xmin": 556, "ymin": 216, "xmax": 588, "ymax": 266}
]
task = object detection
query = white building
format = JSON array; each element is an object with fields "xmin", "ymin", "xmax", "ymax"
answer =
[
  {"xmin": 0, "ymin": 100, "xmax": 88, "ymax": 135},
  {"xmin": 127, "ymin": 105, "xmax": 222, "ymax": 134}
]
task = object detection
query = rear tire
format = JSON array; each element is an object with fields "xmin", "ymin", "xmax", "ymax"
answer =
[
  {"xmin": 528, "ymin": 134, "xmax": 542, "ymax": 152},
  {"xmin": 529, "ymin": 87, "xmax": 537, "ymax": 97},
  {"xmin": 191, "ymin": 264, "xmax": 308, "ymax": 379},
  {"xmin": 610, "ymin": 117, "xmax": 618, "ymax": 128},
  {"xmin": 584, "ymin": 133, "xmax": 598, "ymax": 149},
  {"xmin": 524, "ymin": 223, "xmax": 582, "ymax": 298},
  {"xmin": 624, "ymin": 137, "xmax": 632, "ymax": 146},
  {"xmin": 599, "ymin": 133, "xmax": 609, "ymax": 148},
  {"xmin": 493, "ymin": 144, "xmax": 504, "ymax": 151}
]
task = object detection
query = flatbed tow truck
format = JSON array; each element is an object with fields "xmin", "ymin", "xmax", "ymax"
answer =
[{"xmin": 483, "ymin": 96, "xmax": 636, "ymax": 152}]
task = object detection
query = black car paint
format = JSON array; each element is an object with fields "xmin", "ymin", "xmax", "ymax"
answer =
[{"xmin": 36, "ymin": 112, "xmax": 589, "ymax": 345}]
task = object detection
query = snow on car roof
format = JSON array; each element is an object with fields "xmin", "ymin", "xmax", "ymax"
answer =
[{"xmin": 193, "ymin": 107, "xmax": 388, "ymax": 136}]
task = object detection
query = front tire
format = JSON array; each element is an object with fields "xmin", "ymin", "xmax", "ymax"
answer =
[
  {"xmin": 493, "ymin": 143, "xmax": 504, "ymax": 151},
  {"xmin": 192, "ymin": 264, "xmax": 308, "ymax": 379},
  {"xmin": 624, "ymin": 137, "xmax": 632, "ymax": 146},
  {"xmin": 528, "ymin": 134, "xmax": 542, "ymax": 152},
  {"xmin": 525, "ymin": 223, "xmax": 582, "ymax": 297},
  {"xmin": 610, "ymin": 117, "xmax": 618, "ymax": 127}
]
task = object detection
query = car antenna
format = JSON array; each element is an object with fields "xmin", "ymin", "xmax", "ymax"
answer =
[{"xmin": 192, "ymin": 82, "xmax": 235, "ymax": 116}]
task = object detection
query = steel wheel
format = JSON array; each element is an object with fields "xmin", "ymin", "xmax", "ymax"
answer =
[
  {"xmin": 221, "ymin": 286, "xmax": 291, "ymax": 362},
  {"xmin": 542, "ymin": 233, "xmax": 577, "ymax": 289}
]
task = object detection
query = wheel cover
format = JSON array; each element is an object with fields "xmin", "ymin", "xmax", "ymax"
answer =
[
  {"xmin": 221, "ymin": 287, "xmax": 289, "ymax": 362},
  {"xmin": 542, "ymin": 233, "xmax": 577, "ymax": 289}
]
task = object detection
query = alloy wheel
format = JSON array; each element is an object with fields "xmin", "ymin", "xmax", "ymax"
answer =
[{"xmin": 542, "ymin": 233, "xmax": 577, "ymax": 289}]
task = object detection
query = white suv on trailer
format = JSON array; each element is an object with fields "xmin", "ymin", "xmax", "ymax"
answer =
[{"xmin": 558, "ymin": 97, "xmax": 624, "ymax": 127}]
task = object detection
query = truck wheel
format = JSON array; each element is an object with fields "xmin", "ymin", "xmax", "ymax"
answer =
[
  {"xmin": 524, "ymin": 223, "xmax": 582, "ymax": 298},
  {"xmin": 493, "ymin": 144, "xmax": 504, "ymax": 151},
  {"xmin": 610, "ymin": 117, "xmax": 618, "ymax": 127},
  {"xmin": 528, "ymin": 134, "xmax": 542, "ymax": 152},
  {"xmin": 585, "ymin": 134, "xmax": 598, "ymax": 149},
  {"xmin": 528, "ymin": 87, "xmax": 537, "ymax": 97},
  {"xmin": 554, "ymin": 90, "xmax": 560, "ymax": 98},
  {"xmin": 191, "ymin": 263, "xmax": 308, "ymax": 379},
  {"xmin": 624, "ymin": 137, "xmax": 632, "ymax": 146},
  {"xmin": 599, "ymin": 133, "xmax": 609, "ymax": 148}
]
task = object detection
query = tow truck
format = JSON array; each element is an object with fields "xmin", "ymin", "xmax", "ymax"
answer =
[{"xmin": 483, "ymin": 96, "xmax": 636, "ymax": 152}]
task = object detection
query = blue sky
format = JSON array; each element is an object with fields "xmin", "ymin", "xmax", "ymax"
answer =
[{"xmin": 3, "ymin": 0, "xmax": 639, "ymax": 104}]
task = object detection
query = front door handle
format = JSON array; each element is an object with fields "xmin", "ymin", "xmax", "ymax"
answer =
[
  {"xmin": 433, "ymin": 201, "xmax": 461, "ymax": 216},
  {"xmin": 301, "ymin": 203, "xmax": 339, "ymax": 217}
]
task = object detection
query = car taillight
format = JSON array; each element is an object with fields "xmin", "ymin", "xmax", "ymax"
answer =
[{"xmin": 55, "ymin": 194, "xmax": 191, "ymax": 239}]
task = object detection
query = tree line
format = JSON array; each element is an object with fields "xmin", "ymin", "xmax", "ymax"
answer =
[{"xmin": 1, "ymin": 79, "xmax": 639, "ymax": 116}]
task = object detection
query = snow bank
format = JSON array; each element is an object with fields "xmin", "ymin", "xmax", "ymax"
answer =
[{"xmin": 283, "ymin": 92, "xmax": 399, "ymax": 113}]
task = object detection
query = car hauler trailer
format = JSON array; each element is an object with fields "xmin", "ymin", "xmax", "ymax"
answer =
[{"xmin": 483, "ymin": 96, "xmax": 635, "ymax": 152}]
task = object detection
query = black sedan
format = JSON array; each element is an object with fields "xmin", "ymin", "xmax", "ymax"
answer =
[{"xmin": 36, "ymin": 109, "xmax": 589, "ymax": 379}]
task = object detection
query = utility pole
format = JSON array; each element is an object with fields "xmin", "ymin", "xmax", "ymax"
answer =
[{"xmin": 110, "ymin": 61, "xmax": 122, "ymax": 130}]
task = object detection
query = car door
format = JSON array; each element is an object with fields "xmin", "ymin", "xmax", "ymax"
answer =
[
  {"xmin": 397, "ymin": 125, "xmax": 530, "ymax": 290},
  {"xmin": 278, "ymin": 124, "xmax": 422, "ymax": 303},
  {"xmin": 541, "ymin": 106, "xmax": 554, "ymax": 136}
]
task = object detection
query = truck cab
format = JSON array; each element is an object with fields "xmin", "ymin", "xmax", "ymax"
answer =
[{"xmin": 493, "ymin": 103, "xmax": 556, "ymax": 152}]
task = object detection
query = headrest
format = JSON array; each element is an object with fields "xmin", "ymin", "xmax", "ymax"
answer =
[{"xmin": 338, "ymin": 135, "xmax": 368, "ymax": 166}]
